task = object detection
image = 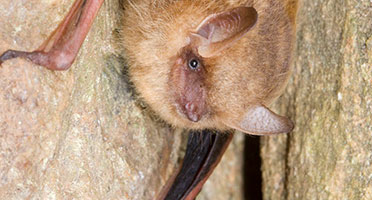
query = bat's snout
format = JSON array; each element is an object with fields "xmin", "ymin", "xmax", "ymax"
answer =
[{"xmin": 184, "ymin": 102, "xmax": 202, "ymax": 122}]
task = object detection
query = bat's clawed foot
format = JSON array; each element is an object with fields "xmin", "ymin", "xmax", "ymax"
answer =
[
  {"xmin": 0, "ymin": 49, "xmax": 72, "ymax": 71},
  {"xmin": 0, "ymin": 0, "xmax": 105, "ymax": 71},
  {"xmin": 0, "ymin": 50, "xmax": 27, "ymax": 66}
]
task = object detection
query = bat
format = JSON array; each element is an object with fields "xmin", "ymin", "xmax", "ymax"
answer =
[
  {"xmin": 121, "ymin": 0, "xmax": 295, "ymax": 136},
  {"xmin": 0, "ymin": 0, "xmax": 297, "ymax": 199}
]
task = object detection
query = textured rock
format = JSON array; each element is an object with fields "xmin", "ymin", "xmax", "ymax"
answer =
[
  {"xmin": 0, "ymin": 0, "xmax": 243, "ymax": 199},
  {"xmin": 261, "ymin": 0, "xmax": 372, "ymax": 199}
]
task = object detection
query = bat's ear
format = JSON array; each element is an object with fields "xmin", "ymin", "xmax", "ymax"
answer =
[
  {"xmin": 223, "ymin": 105, "xmax": 294, "ymax": 135},
  {"xmin": 190, "ymin": 7, "xmax": 258, "ymax": 57}
]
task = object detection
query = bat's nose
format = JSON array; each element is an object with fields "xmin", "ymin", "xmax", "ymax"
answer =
[{"xmin": 184, "ymin": 102, "xmax": 201, "ymax": 122}]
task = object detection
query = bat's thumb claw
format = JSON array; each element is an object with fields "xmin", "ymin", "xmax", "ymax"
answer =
[{"xmin": 0, "ymin": 50, "xmax": 24, "ymax": 63}]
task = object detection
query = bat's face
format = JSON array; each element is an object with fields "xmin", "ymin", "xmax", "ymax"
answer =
[
  {"xmin": 122, "ymin": 2, "xmax": 294, "ymax": 135},
  {"xmin": 169, "ymin": 47, "xmax": 208, "ymax": 123}
]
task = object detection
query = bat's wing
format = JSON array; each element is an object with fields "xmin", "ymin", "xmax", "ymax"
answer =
[
  {"xmin": 0, "ymin": 0, "xmax": 104, "ymax": 70},
  {"xmin": 157, "ymin": 130, "xmax": 234, "ymax": 200}
]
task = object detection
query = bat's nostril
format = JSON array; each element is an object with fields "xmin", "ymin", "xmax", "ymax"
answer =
[{"xmin": 185, "ymin": 102, "xmax": 200, "ymax": 122}]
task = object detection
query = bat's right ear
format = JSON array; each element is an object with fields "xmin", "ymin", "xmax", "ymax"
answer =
[
  {"xmin": 222, "ymin": 105, "xmax": 294, "ymax": 135},
  {"xmin": 190, "ymin": 7, "xmax": 258, "ymax": 57}
]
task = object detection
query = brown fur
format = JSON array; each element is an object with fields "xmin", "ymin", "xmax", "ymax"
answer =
[{"xmin": 120, "ymin": 0, "xmax": 297, "ymax": 132}]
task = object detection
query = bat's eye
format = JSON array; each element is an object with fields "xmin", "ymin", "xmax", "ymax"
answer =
[{"xmin": 188, "ymin": 59, "xmax": 199, "ymax": 70}]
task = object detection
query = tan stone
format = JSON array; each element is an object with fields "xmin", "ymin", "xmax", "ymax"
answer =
[{"xmin": 261, "ymin": 0, "xmax": 372, "ymax": 199}]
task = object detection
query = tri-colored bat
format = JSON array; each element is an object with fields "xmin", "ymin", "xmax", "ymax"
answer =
[{"xmin": 0, "ymin": 0, "xmax": 297, "ymax": 199}]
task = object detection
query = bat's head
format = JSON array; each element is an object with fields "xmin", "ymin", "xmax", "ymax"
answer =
[{"xmin": 122, "ymin": 2, "xmax": 294, "ymax": 135}]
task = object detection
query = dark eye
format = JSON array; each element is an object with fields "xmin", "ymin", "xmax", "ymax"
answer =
[{"xmin": 188, "ymin": 59, "xmax": 199, "ymax": 70}]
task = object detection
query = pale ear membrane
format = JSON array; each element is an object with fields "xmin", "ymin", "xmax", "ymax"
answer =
[
  {"xmin": 223, "ymin": 105, "xmax": 294, "ymax": 135},
  {"xmin": 190, "ymin": 7, "xmax": 258, "ymax": 57}
]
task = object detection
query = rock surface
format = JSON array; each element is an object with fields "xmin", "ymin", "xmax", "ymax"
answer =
[{"xmin": 261, "ymin": 0, "xmax": 372, "ymax": 199}]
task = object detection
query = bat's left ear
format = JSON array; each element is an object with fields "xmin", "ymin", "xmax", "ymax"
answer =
[
  {"xmin": 190, "ymin": 7, "xmax": 258, "ymax": 57},
  {"xmin": 222, "ymin": 105, "xmax": 294, "ymax": 135}
]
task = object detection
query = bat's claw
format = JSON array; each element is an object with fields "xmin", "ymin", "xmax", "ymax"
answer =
[
  {"xmin": 0, "ymin": 49, "xmax": 61, "ymax": 70},
  {"xmin": 0, "ymin": 49, "xmax": 25, "ymax": 65}
]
